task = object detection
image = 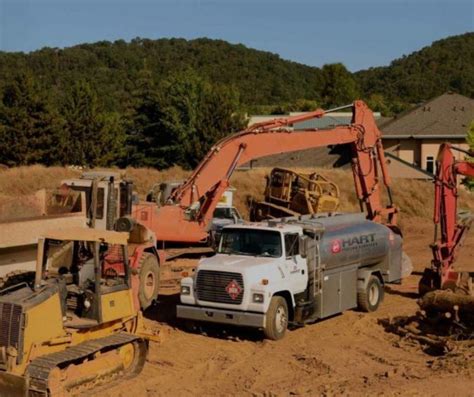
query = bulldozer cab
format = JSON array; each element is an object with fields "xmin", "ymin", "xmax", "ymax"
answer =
[
  {"xmin": 265, "ymin": 168, "xmax": 340, "ymax": 211},
  {"xmin": 251, "ymin": 168, "xmax": 340, "ymax": 221},
  {"xmin": 265, "ymin": 168, "xmax": 294, "ymax": 202},
  {"xmin": 36, "ymin": 228, "xmax": 135, "ymax": 328}
]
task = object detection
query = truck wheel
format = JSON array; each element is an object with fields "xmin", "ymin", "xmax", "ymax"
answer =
[
  {"xmin": 264, "ymin": 296, "xmax": 289, "ymax": 340},
  {"xmin": 358, "ymin": 275, "xmax": 384, "ymax": 312},
  {"xmin": 138, "ymin": 253, "xmax": 160, "ymax": 310}
]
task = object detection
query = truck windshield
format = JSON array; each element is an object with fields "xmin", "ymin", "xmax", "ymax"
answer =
[
  {"xmin": 218, "ymin": 229, "xmax": 282, "ymax": 258},
  {"xmin": 213, "ymin": 207, "xmax": 238, "ymax": 220}
]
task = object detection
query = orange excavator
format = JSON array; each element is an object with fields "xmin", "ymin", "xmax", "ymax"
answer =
[
  {"xmin": 419, "ymin": 143, "xmax": 474, "ymax": 295},
  {"xmin": 129, "ymin": 101, "xmax": 399, "ymax": 248}
]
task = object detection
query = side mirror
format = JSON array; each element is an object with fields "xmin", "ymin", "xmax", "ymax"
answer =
[{"xmin": 298, "ymin": 235, "xmax": 308, "ymax": 258}]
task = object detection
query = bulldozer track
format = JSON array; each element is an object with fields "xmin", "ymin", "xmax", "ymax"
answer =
[{"xmin": 27, "ymin": 333, "xmax": 140, "ymax": 396}]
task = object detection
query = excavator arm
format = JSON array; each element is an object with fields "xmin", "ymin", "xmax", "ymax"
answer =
[
  {"xmin": 427, "ymin": 143, "xmax": 474, "ymax": 290},
  {"xmin": 139, "ymin": 100, "xmax": 397, "ymax": 243}
]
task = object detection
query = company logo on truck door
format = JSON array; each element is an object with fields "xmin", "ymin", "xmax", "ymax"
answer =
[
  {"xmin": 226, "ymin": 279, "xmax": 242, "ymax": 300},
  {"xmin": 331, "ymin": 233, "xmax": 377, "ymax": 253}
]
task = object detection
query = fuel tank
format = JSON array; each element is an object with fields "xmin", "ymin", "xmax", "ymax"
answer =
[{"xmin": 297, "ymin": 213, "xmax": 403, "ymax": 282}]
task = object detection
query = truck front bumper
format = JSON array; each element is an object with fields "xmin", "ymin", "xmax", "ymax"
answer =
[
  {"xmin": 177, "ymin": 305, "xmax": 265, "ymax": 328},
  {"xmin": 0, "ymin": 371, "xmax": 28, "ymax": 397}
]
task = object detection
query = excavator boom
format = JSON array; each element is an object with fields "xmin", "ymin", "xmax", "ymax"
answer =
[
  {"xmin": 135, "ymin": 100, "xmax": 397, "ymax": 243},
  {"xmin": 422, "ymin": 143, "xmax": 474, "ymax": 292}
]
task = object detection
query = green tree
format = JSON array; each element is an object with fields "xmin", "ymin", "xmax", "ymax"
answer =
[
  {"xmin": 464, "ymin": 121, "xmax": 474, "ymax": 190},
  {"xmin": 61, "ymin": 80, "xmax": 125, "ymax": 166},
  {"xmin": 124, "ymin": 67, "xmax": 164, "ymax": 167},
  {"xmin": 0, "ymin": 73, "xmax": 64, "ymax": 166},
  {"xmin": 320, "ymin": 63, "xmax": 360, "ymax": 108},
  {"xmin": 366, "ymin": 93, "xmax": 391, "ymax": 116},
  {"xmin": 468, "ymin": 120, "xmax": 474, "ymax": 151},
  {"xmin": 128, "ymin": 71, "xmax": 246, "ymax": 169},
  {"xmin": 462, "ymin": 120, "xmax": 474, "ymax": 191}
]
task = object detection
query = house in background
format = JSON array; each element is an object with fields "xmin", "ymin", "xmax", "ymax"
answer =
[
  {"xmin": 380, "ymin": 92, "xmax": 473, "ymax": 173},
  {"xmin": 244, "ymin": 92, "xmax": 472, "ymax": 179}
]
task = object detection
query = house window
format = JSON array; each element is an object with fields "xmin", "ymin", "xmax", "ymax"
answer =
[{"xmin": 426, "ymin": 156, "xmax": 434, "ymax": 174}]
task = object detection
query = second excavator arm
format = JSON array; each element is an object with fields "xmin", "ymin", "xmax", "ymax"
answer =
[{"xmin": 421, "ymin": 143, "xmax": 474, "ymax": 292}]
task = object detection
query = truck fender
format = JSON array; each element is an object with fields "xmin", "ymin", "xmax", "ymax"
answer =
[
  {"xmin": 272, "ymin": 290, "xmax": 295, "ymax": 321},
  {"xmin": 357, "ymin": 268, "xmax": 383, "ymax": 292}
]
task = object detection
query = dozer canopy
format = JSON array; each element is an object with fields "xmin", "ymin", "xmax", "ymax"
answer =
[{"xmin": 42, "ymin": 227, "xmax": 129, "ymax": 245}]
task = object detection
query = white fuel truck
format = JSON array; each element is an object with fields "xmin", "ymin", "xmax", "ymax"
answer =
[{"xmin": 177, "ymin": 213, "xmax": 411, "ymax": 340}]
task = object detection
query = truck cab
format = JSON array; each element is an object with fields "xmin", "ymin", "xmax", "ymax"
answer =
[
  {"xmin": 178, "ymin": 213, "xmax": 406, "ymax": 340},
  {"xmin": 209, "ymin": 187, "xmax": 242, "ymax": 246}
]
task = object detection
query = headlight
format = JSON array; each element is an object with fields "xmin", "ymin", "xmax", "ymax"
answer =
[
  {"xmin": 252, "ymin": 293, "xmax": 264, "ymax": 303},
  {"xmin": 181, "ymin": 285, "xmax": 191, "ymax": 295}
]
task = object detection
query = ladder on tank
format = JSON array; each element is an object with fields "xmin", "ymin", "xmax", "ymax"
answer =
[{"xmin": 293, "ymin": 230, "xmax": 323, "ymax": 324}]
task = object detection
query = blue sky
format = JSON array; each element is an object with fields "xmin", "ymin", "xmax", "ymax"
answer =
[{"xmin": 0, "ymin": 0, "xmax": 472, "ymax": 71}]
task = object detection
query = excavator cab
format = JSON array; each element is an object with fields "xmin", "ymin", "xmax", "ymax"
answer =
[
  {"xmin": 0, "ymin": 228, "xmax": 148, "ymax": 397},
  {"xmin": 146, "ymin": 181, "xmax": 184, "ymax": 206}
]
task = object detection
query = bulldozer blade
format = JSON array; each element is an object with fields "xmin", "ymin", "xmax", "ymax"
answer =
[{"xmin": 0, "ymin": 371, "xmax": 28, "ymax": 397}]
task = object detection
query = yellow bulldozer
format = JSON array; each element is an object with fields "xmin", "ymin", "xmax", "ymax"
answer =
[
  {"xmin": 0, "ymin": 228, "xmax": 157, "ymax": 396},
  {"xmin": 250, "ymin": 167, "xmax": 340, "ymax": 221}
]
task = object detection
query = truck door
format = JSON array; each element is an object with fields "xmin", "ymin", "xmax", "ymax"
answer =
[{"xmin": 284, "ymin": 233, "xmax": 308, "ymax": 292}]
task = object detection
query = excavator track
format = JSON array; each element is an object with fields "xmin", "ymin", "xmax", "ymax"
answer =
[{"xmin": 27, "ymin": 333, "xmax": 145, "ymax": 397}]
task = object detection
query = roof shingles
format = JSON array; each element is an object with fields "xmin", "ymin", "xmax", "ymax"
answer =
[{"xmin": 380, "ymin": 92, "xmax": 474, "ymax": 137}]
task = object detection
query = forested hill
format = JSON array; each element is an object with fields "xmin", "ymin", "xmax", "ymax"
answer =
[
  {"xmin": 0, "ymin": 33, "xmax": 472, "ymax": 112},
  {"xmin": 0, "ymin": 34, "xmax": 472, "ymax": 169},
  {"xmin": 356, "ymin": 32, "xmax": 474, "ymax": 105},
  {"xmin": 0, "ymin": 38, "xmax": 326, "ymax": 111}
]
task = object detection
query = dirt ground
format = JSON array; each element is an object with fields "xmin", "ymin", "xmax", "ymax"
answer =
[
  {"xmin": 1, "ymin": 166, "xmax": 472, "ymax": 396},
  {"xmin": 93, "ymin": 227, "xmax": 474, "ymax": 397}
]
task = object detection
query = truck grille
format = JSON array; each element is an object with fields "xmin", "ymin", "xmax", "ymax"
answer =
[
  {"xmin": 196, "ymin": 270, "xmax": 244, "ymax": 305},
  {"xmin": 0, "ymin": 303, "xmax": 23, "ymax": 352}
]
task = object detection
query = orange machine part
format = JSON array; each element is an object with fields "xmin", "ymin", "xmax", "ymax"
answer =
[{"xmin": 430, "ymin": 143, "xmax": 474, "ymax": 288}]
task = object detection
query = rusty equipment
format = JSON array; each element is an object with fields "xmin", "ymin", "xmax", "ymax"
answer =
[
  {"xmin": 0, "ymin": 228, "xmax": 159, "ymax": 396},
  {"xmin": 250, "ymin": 168, "xmax": 340, "ymax": 221}
]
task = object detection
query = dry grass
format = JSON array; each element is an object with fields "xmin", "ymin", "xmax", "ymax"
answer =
[
  {"xmin": 0, "ymin": 165, "xmax": 80, "ymax": 196},
  {"xmin": 0, "ymin": 165, "xmax": 473, "ymax": 231},
  {"xmin": 122, "ymin": 166, "xmax": 190, "ymax": 196}
]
